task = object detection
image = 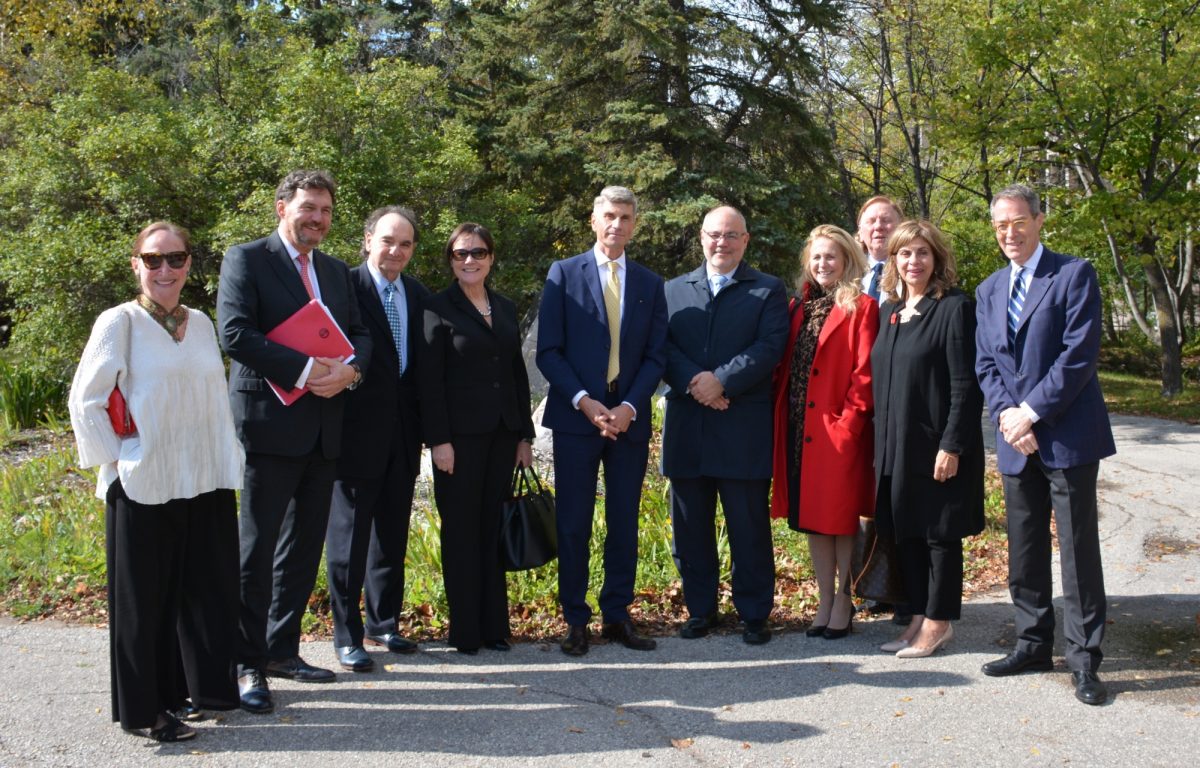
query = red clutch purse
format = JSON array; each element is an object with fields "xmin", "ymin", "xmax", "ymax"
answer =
[{"xmin": 107, "ymin": 386, "xmax": 137, "ymax": 437}]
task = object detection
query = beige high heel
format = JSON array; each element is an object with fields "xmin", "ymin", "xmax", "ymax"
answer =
[{"xmin": 895, "ymin": 623, "xmax": 954, "ymax": 658}]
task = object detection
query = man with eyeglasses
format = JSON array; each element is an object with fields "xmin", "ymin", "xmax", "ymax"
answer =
[
  {"xmin": 974, "ymin": 183, "xmax": 1115, "ymax": 706},
  {"xmin": 217, "ymin": 169, "xmax": 372, "ymax": 713},
  {"xmin": 660, "ymin": 206, "xmax": 788, "ymax": 644},
  {"xmin": 536, "ymin": 186, "xmax": 668, "ymax": 656},
  {"xmin": 324, "ymin": 207, "xmax": 430, "ymax": 673}
]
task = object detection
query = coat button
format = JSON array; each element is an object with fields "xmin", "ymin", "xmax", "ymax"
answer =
[
  {"xmin": 811, "ymin": 368, "xmax": 819, "ymax": 376},
  {"xmin": 493, "ymin": 382, "xmax": 500, "ymax": 389},
  {"xmin": 808, "ymin": 401, "xmax": 815, "ymax": 408},
  {"xmin": 804, "ymin": 435, "xmax": 812, "ymax": 443}
]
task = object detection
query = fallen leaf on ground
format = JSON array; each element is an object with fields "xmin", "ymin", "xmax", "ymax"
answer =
[{"xmin": 671, "ymin": 738, "xmax": 694, "ymax": 749}]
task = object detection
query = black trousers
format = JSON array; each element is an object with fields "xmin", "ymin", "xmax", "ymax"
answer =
[
  {"xmin": 1003, "ymin": 457, "xmax": 1106, "ymax": 672},
  {"xmin": 106, "ymin": 480, "xmax": 239, "ymax": 730},
  {"xmin": 432, "ymin": 428, "xmax": 518, "ymax": 650},
  {"xmin": 670, "ymin": 476, "xmax": 775, "ymax": 622},
  {"xmin": 897, "ymin": 536, "xmax": 963, "ymax": 621},
  {"xmin": 237, "ymin": 450, "xmax": 337, "ymax": 669},
  {"xmin": 325, "ymin": 460, "xmax": 416, "ymax": 648}
]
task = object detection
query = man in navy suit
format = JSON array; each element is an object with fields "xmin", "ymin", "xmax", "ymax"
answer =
[
  {"xmin": 661, "ymin": 206, "xmax": 788, "ymax": 644},
  {"xmin": 218, "ymin": 170, "xmax": 371, "ymax": 713},
  {"xmin": 325, "ymin": 206, "xmax": 430, "ymax": 672},
  {"xmin": 974, "ymin": 183, "xmax": 1116, "ymax": 706},
  {"xmin": 536, "ymin": 186, "xmax": 668, "ymax": 656}
]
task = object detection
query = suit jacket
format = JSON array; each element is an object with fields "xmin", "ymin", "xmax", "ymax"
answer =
[
  {"xmin": 536, "ymin": 249, "xmax": 667, "ymax": 442},
  {"xmin": 217, "ymin": 230, "xmax": 372, "ymax": 459},
  {"xmin": 873, "ymin": 289, "xmax": 985, "ymax": 539},
  {"xmin": 418, "ymin": 282, "xmax": 535, "ymax": 445},
  {"xmin": 975, "ymin": 248, "xmax": 1116, "ymax": 474},
  {"xmin": 770, "ymin": 289, "xmax": 878, "ymax": 531},
  {"xmin": 337, "ymin": 265, "xmax": 430, "ymax": 480},
  {"xmin": 661, "ymin": 262, "xmax": 788, "ymax": 479}
]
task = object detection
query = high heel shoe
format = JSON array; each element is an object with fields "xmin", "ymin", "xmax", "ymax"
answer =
[
  {"xmin": 805, "ymin": 625, "xmax": 827, "ymax": 638},
  {"xmin": 895, "ymin": 623, "xmax": 953, "ymax": 658},
  {"xmin": 822, "ymin": 616, "xmax": 852, "ymax": 640},
  {"xmin": 879, "ymin": 638, "xmax": 910, "ymax": 653}
]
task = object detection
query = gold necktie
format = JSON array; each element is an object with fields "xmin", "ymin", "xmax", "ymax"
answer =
[{"xmin": 604, "ymin": 260, "xmax": 621, "ymax": 383}]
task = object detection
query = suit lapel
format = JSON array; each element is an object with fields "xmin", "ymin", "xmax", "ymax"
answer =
[
  {"xmin": 353, "ymin": 265, "xmax": 398, "ymax": 368},
  {"xmin": 818, "ymin": 299, "xmax": 849, "ymax": 347},
  {"xmin": 449, "ymin": 281, "xmax": 496, "ymax": 335},
  {"xmin": 1015, "ymin": 250, "xmax": 1054, "ymax": 338},
  {"xmin": 582, "ymin": 251, "xmax": 608, "ymax": 326}
]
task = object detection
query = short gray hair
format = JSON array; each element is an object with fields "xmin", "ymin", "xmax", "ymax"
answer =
[
  {"xmin": 360, "ymin": 205, "xmax": 419, "ymax": 259},
  {"xmin": 991, "ymin": 184, "xmax": 1041, "ymax": 217},
  {"xmin": 594, "ymin": 186, "xmax": 638, "ymax": 214}
]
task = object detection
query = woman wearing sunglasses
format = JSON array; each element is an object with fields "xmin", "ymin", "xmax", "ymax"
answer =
[
  {"xmin": 68, "ymin": 222, "xmax": 244, "ymax": 742},
  {"xmin": 418, "ymin": 222, "xmax": 535, "ymax": 654}
]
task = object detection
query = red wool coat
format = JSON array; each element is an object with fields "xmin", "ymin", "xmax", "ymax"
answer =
[{"xmin": 770, "ymin": 289, "xmax": 878, "ymax": 534}]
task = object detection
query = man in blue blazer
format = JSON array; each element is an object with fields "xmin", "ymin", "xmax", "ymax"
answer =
[
  {"xmin": 325, "ymin": 207, "xmax": 430, "ymax": 672},
  {"xmin": 661, "ymin": 206, "xmax": 788, "ymax": 644},
  {"xmin": 218, "ymin": 170, "xmax": 372, "ymax": 713},
  {"xmin": 536, "ymin": 186, "xmax": 668, "ymax": 656},
  {"xmin": 975, "ymin": 184, "xmax": 1116, "ymax": 706}
]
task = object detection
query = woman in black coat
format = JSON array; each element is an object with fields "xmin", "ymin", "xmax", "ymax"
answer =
[
  {"xmin": 419, "ymin": 222, "xmax": 536, "ymax": 654},
  {"xmin": 871, "ymin": 219, "xmax": 984, "ymax": 658}
]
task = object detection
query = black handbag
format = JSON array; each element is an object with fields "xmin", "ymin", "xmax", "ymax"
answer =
[
  {"xmin": 850, "ymin": 516, "xmax": 906, "ymax": 604},
  {"xmin": 499, "ymin": 465, "xmax": 558, "ymax": 571}
]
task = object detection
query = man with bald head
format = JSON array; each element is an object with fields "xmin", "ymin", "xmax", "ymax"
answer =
[
  {"xmin": 661, "ymin": 206, "xmax": 788, "ymax": 644},
  {"xmin": 325, "ymin": 206, "xmax": 430, "ymax": 672}
]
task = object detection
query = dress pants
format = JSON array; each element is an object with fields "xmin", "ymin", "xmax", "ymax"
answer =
[
  {"xmin": 897, "ymin": 536, "xmax": 963, "ymax": 621},
  {"xmin": 1003, "ymin": 457, "xmax": 1106, "ymax": 672},
  {"xmin": 106, "ymin": 480, "xmax": 239, "ymax": 729},
  {"xmin": 432, "ymin": 427, "xmax": 518, "ymax": 650},
  {"xmin": 325, "ymin": 454, "xmax": 416, "ymax": 647},
  {"xmin": 237, "ymin": 450, "xmax": 337, "ymax": 670},
  {"xmin": 670, "ymin": 476, "xmax": 774, "ymax": 622}
]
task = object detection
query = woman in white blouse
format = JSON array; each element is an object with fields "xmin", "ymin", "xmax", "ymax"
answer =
[{"xmin": 69, "ymin": 222, "xmax": 244, "ymax": 743}]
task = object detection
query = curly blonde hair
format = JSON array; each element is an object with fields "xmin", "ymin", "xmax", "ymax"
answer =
[{"xmin": 798, "ymin": 224, "xmax": 867, "ymax": 313}]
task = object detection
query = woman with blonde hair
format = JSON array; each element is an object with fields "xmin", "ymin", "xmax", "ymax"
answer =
[
  {"xmin": 771, "ymin": 224, "xmax": 879, "ymax": 639},
  {"xmin": 871, "ymin": 219, "xmax": 984, "ymax": 657}
]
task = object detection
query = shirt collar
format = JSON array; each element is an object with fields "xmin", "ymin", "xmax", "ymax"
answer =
[
  {"xmin": 1011, "ymin": 243, "xmax": 1044, "ymax": 279},
  {"xmin": 593, "ymin": 247, "xmax": 626, "ymax": 271},
  {"xmin": 365, "ymin": 261, "xmax": 400, "ymax": 292},
  {"xmin": 277, "ymin": 224, "xmax": 307, "ymax": 262}
]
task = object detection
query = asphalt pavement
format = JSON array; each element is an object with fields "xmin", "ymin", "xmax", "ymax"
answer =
[{"xmin": 0, "ymin": 414, "xmax": 1197, "ymax": 767}]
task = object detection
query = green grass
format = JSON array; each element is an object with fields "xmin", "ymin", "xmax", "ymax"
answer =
[
  {"xmin": 0, "ymin": 358, "xmax": 68, "ymax": 431},
  {"xmin": 1099, "ymin": 370, "xmax": 1200, "ymax": 423}
]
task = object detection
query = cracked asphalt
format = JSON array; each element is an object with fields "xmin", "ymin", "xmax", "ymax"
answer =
[{"xmin": 1, "ymin": 415, "xmax": 1197, "ymax": 767}]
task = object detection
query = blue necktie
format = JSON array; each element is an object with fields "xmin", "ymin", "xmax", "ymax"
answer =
[
  {"xmin": 712, "ymin": 273, "xmax": 729, "ymax": 295},
  {"xmin": 1007, "ymin": 267, "xmax": 1026, "ymax": 346},
  {"xmin": 867, "ymin": 262, "xmax": 882, "ymax": 301},
  {"xmin": 383, "ymin": 282, "xmax": 406, "ymax": 375}
]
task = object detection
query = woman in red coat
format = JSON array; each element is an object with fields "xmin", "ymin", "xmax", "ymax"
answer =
[{"xmin": 771, "ymin": 225, "xmax": 879, "ymax": 638}]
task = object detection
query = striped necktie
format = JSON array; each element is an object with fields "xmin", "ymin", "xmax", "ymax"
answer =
[
  {"xmin": 1007, "ymin": 267, "xmax": 1026, "ymax": 346},
  {"xmin": 296, "ymin": 251, "xmax": 316, "ymax": 300},
  {"xmin": 383, "ymin": 282, "xmax": 406, "ymax": 375}
]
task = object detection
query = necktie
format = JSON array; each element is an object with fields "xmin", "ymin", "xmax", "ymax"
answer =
[
  {"xmin": 868, "ymin": 262, "xmax": 883, "ymax": 301},
  {"xmin": 296, "ymin": 251, "xmax": 316, "ymax": 300},
  {"xmin": 712, "ymin": 273, "xmax": 729, "ymax": 295},
  {"xmin": 604, "ymin": 260, "xmax": 621, "ymax": 384},
  {"xmin": 1008, "ymin": 267, "xmax": 1026, "ymax": 346},
  {"xmin": 383, "ymin": 282, "xmax": 406, "ymax": 375}
]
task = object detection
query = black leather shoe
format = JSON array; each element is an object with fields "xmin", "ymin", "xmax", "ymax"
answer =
[
  {"xmin": 561, "ymin": 624, "xmax": 590, "ymax": 656},
  {"xmin": 237, "ymin": 669, "xmax": 274, "ymax": 714},
  {"xmin": 365, "ymin": 632, "xmax": 418, "ymax": 654},
  {"xmin": 264, "ymin": 656, "xmax": 336, "ymax": 683},
  {"xmin": 336, "ymin": 645, "xmax": 374, "ymax": 672},
  {"xmin": 823, "ymin": 616, "xmax": 853, "ymax": 640},
  {"xmin": 171, "ymin": 698, "xmax": 203, "ymax": 722},
  {"xmin": 804, "ymin": 624, "xmax": 827, "ymax": 638},
  {"xmin": 743, "ymin": 619, "xmax": 772, "ymax": 645},
  {"xmin": 981, "ymin": 650, "xmax": 1054, "ymax": 677},
  {"xmin": 485, "ymin": 639, "xmax": 512, "ymax": 652},
  {"xmin": 602, "ymin": 620, "xmax": 657, "ymax": 651},
  {"xmin": 679, "ymin": 613, "xmax": 719, "ymax": 639},
  {"xmin": 1073, "ymin": 670, "xmax": 1107, "ymax": 705}
]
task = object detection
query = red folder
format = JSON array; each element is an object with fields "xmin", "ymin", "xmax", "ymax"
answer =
[{"xmin": 265, "ymin": 300, "xmax": 356, "ymax": 405}]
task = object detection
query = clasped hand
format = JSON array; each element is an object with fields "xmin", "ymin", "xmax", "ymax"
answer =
[
  {"xmin": 999, "ymin": 407, "xmax": 1039, "ymax": 456},
  {"xmin": 307, "ymin": 356, "xmax": 355, "ymax": 398},
  {"xmin": 580, "ymin": 397, "xmax": 633, "ymax": 440},
  {"xmin": 688, "ymin": 371, "xmax": 729, "ymax": 411}
]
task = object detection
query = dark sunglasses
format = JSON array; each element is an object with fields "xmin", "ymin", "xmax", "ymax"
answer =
[
  {"xmin": 138, "ymin": 251, "xmax": 190, "ymax": 269},
  {"xmin": 450, "ymin": 248, "xmax": 492, "ymax": 262}
]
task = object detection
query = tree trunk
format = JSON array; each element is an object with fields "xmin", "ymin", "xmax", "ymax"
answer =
[{"xmin": 1138, "ymin": 236, "xmax": 1184, "ymax": 397}]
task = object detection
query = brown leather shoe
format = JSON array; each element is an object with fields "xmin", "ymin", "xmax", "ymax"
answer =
[
  {"xmin": 561, "ymin": 624, "xmax": 590, "ymax": 656},
  {"xmin": 601, "ymin": 620, "xmax": 657, "ymax": 651}
]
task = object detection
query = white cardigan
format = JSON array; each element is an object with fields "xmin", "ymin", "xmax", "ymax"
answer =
[{"xmin": 69, "ymin": 302, "xmax": 244, "ymax": 505}]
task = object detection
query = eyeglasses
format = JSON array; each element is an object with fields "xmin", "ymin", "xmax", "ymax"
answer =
[
  {"xmin": 138, "ymin": 251, "xmax": 189, "ymax": 269},
  {"xmin": 991, "ymin": 218, "xmax": 1029, "ymax": 234},
  {"xmin": 702, "ymin": 231, "xmax": 746, "ymax": 242},
  {"xmin": 451, "ymin": 248, "xmax": 492, "ymax": 262}
]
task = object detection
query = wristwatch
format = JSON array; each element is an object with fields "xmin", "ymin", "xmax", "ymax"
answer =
[{"xmin": 346, "ymin": 362, "xmax": 363, "ymax": 391}]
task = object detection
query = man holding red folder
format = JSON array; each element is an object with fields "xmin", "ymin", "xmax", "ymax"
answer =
[{"xmin": 217, "ymin": 169, "xmax": 372, "ymax": 714}]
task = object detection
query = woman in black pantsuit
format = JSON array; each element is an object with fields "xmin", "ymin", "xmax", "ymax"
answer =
[
  {"xmin": 419, "ymin": 222, "xmax": 536, "ymax": 654},
  {"xmin": 870, "ymin": 220, "xmax": 985, "ymax": 658}
]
